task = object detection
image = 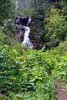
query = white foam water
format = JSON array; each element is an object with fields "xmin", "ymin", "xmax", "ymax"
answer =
[
  {"xmin": 16, "ymin": 0, "xmax": 19, "ymax": 10},
  {"xmin": 22, "ymin": 26, "xmax": 33, "ymax": 48}
]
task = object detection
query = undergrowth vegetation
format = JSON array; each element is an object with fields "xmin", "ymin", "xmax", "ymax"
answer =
[
  {"xmin": 0, "ymin": 0, "xmax": 67, "ymax": 100},
  {"xmin": 0, "ymin": 31, "xmax": 67, "ymax": 100}
]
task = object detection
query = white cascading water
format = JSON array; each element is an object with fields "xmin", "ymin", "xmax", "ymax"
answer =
[
  {"xmin": 22, "ymin": 26, "xmax": 33, "ymax": 48},
  {"xmin": 16, "ymin": 0, "xmax": 19, "ymax": 10}
]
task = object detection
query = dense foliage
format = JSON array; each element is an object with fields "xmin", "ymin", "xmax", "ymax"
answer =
[
  {"xmin": 0, "ymin": 31, "xmax": 67, "ymax": 100},
  {"xmin": 0, "ymin": 0, "xmax": 67, "ymax": 100},
  {"xmin": 0, "ymin": 0, "xmax": 15, "ymax": 25},
  {"xmin": 45, "ymin": 2, "xmax": 67, "ymax": 40},
  {"xmin": 0, "ymin": 32, "xmax": 55, "ymax": 100}
]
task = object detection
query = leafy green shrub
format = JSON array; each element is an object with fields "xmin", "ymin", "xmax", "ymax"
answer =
[
  {"xmin": 1, "ymin": 31, "xmax": 67, "ymax": 100},
  {"xmin": 44, "ymin": 7, "xmax": 67, "ymax": 42},
  {"xmin": 0, "ymin": 46, "xmax": 56, "ymax": 100},
  {"xmin": 0, "ymin": 31, "xmax": 16, "ymax": 46},
  {"xmin": 0, "ymin": 31, "xmax": 9, "ymax": 45},
  {"xmin": 0, "ymin": 31, "xmax": 56, "ymax": 100}
]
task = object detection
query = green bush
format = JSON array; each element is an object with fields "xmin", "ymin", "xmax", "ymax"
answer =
[
  {"xmin": 44, "ymin": 7, "xmax": 67, "ymax": 42},
  {"xmin": 0, "ymin": 45, "xmax": 56, "ymax": 100},
  {"xmin": 0, "ymin": 31, "xmax": 56, "ymax": 100},
  {"xmin": 0, "ymin": 32, "xmax": 67, "ymax": 100}
]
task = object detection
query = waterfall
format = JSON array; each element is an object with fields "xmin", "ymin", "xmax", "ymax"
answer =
[
  {"xmin": 16, "ymin": 0, "xmax": 19, "ymax": 10},
  {"xmin": 22, "ymin": 26, "xmax": 33, "ymax": 48}
]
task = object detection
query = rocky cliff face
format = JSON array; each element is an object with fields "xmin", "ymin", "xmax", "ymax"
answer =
[
  {"xmin": 16, "ymin": 0, "xmax": 32, "ymax": 9},
  {"xmin": 16, "ymin": 0, "xmax": 49, "ymax": 10}
]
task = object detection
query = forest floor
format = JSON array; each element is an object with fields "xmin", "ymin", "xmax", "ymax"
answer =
[{"xmin": 55, "ymin": 80, "xmax": 67, "ymax": 100}]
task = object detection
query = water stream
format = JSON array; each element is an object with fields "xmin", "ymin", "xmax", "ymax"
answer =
[{"xmin": 22, "ymin": 26, "xmax": 33, "ymax": 48}]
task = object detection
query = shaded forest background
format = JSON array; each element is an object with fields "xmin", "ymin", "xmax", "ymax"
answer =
[
  {"xmin": 0, "ymin": 0, "xmax": 67, "ymax": 49},
  {"xmin": 0, "ymin": 0, "xmax": 67, "ymax": 100},
  {"xmin": 18, "ymin": 0, "xmax": 67, "ymax": 49}
]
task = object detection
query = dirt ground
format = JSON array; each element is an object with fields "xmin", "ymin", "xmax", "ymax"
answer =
[{"xmin": 55, "ymin": 81, "xmax": 67, "ymax": 100}]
